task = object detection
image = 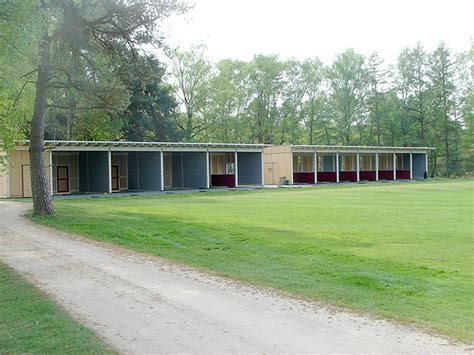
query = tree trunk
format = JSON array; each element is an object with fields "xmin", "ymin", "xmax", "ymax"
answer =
[
  {"xmin": 324, "ymin": 124, "xmax": 330, "ymax": 145},
  {"xmin": 443, "ymin": 78, "xmax": 449, "ymax": 177},
  {"xmin": 29, "ymin": 32, "xmax": 54, "ymax": 215},
  {"xmin": 309, "ymin": 99, "xmax": 314, "ymax": 145},
  {"xmin": 419, "ymin": 96, "xmax": 424, "ymax": 144},
  {"xmin": 374, "ymin": 83, "xmax": 380, "ymax": 146},
  {"xmin": 444, "ymin": 105, "xmax": 449, "ymax": 177},
  {"xmin": 185, "ymin": 109, "xmax": 193, "ymax": 141},
  {"xmin": 375, "ymin": 95, "xmax": 380, "ymax": 145},
  {"xmin": 431, "ymin": 154, "xmax": 438, "ymax": 178}
]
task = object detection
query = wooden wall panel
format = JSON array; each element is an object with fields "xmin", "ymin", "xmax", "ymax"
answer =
[
  {"xmin": 9, "ymin": 150, "xmax": 51, "ymax": 198},
  {"xmin": 340, "ymin": 154, "xmax": 356, "ymax": 171},
  {"xmin": 360, "ymin": 155, "xmax": 376, "ymax": 171},
  {"xmin": 110, "ymin": 153, "xmax": 128, "ymax": 190},
  {"xmin": 293, "ymin": 154, "xmax": 314, "ymax": 173},
  {"xmin": 0, "ymin": 151, "xmax": 7, "ymax": 197},
  {"xmin": 210, "ymin": 153, "xmax": 234, "ymax": 174},
  {"xmin": 0, "ymin": 172, "xmax": 7, "ymax": 197},
  {"xmin": 52, "ymin": 153, "xmax": 79, "ymax": 193},
  {"xmin": 378, "ymin": 154, "xmax": 393, "ymax": 170},
  {"xmin": 263, "ymin": 146, "xmax": 292, "ymax": 185}
]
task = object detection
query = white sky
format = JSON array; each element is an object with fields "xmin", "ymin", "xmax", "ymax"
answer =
[{"xmin": 161, "ymin": 0, "xmax": 473, "ymax": 65}]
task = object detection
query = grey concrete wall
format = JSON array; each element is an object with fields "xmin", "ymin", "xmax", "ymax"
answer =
[
  {"xmin": 322, "ymin": 155, "xmax": 335, "ymax": 172},
  {"xmin": 127, "ymin": 152, "xmax": 139, "ymax": 190},
  {"xmin": 126, "ymin": 152, "xmax": 161, "ymax": 190},
  {"xmin": 78, "ymin": 151, "xmax": 109, "ymax": 193},
  {"xmin": 237, "ymin": 152, "xmax": 262, "ymax": 185},
  {"xmin": 137, "ymin": 152, "xmax": 161, "ymax": 190},
  {"xmin": 412, "ymin": 153, "xmax": 427, "ymax": 178},
  {"xmin": 171, "ymin": 153, "xmax": 184, "ymax": 188},
  {"xmin": 183, "ymin": 152, "xmax": 207, "ymax": 188},
  {"xmin": 79, "ymin": 152, "xmax": 88, "ymax": 192},
  {"xmin": 402, "ymin": 154, "xmax": 410, "ymax": 169}
]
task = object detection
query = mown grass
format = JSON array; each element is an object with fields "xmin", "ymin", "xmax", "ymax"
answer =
[
  {"xmin": 0, "ymin": 263, "xmax": 113, "ymax": 353},
  {"xmin": 32, "ymin": 180, "xmax": 474, "ymax": 342}
]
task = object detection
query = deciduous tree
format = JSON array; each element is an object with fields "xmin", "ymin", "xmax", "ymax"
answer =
[
  {"xmin": 326, "ymin": 49, "xmax": 369, "ymax": 145},
  {"xmin": 170, "ymin": 45, "xmax": 212, "ymax": 141},
  {"xmin": 2, "ymin": 0, "xmax": 185, "ymax": 215}
]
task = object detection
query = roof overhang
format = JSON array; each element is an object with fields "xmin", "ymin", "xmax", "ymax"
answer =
[
  {"xmin": 15, "ymin": 140, "xmax": 265, "ymax": 152},
  {"xmin": 288, "ymin": 144, "xmax": 435, "ymax": 154}
]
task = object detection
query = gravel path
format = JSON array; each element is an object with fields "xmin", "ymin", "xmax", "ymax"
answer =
[{"xmin": 0, "ymin": 201, "xmax": 468, "ymax": 353}]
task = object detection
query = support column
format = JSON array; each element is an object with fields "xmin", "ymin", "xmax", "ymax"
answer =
[
  {"xmin": 261, "ymin": 151, "xmax": 265, "ymax": 186},
  {"xmin": 206, "ymin": 150, "xmax": 210, "ymax": 189},
  {"xmin": 356, "ymin": 152, "xmax": 360, "ymax": 182},
  {"xmin": 136, "ymin": 152, "xmax": 140, "ymax": 190},
  {"xmin": 336, "ymin": 152, "xmax": 339, "ymax": 183},
  {"xmin": 425, "ymin": 153, "xmax": 429, "ymax": 178},
  {"xmin": 234, "ymin": 150, "xmax": 239, "ymax": 187},
  {"xmin": 160, "ymin": 150, "xmax": 164, "ymax": 191},
  {"xmin": 409, "ymin": 153, "xmax": 413, "ymax": 180},
  {"xmin": 393, "ymin": 153, "xmax": 397, "ymax": 180},
  {"xmin": 290, "ymin": 153, "xmax": 294, "ymax": 185},
  {"xmin": 375, "ymin": 152, "xmax": 379, "ymax": 181},
  {"xmin": 107, "ymin": 149, "xmax": 112, "ymax": 193},
  {"xmin": 314, "ymin": 152, "xmax": 318, "ymax": 184},
  {"xmin": 180, "ymin": 152, "xmax": 184, "ymax": 188},
  {"xmin": 49, "ymin": 150, "xmax": 53, "ymax": 196}
]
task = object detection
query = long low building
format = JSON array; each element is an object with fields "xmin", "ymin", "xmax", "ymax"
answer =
[
  {"xmin": 0, "ymin": 140, "xmax": 265, "ymax": 198},
  {"xmin": 0, "ymin": 141, "xmax": 433, "ymax": 198},
  {"xmin": 263, "ymin": 145, "xmax": 433, "ymax": 185}
]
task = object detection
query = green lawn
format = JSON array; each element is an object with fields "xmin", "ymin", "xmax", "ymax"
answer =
[
  {"xmin": 32, "ymin": 180, "xmax": 474, "ymax": 342},
  {"xmin": 0, "ymin": 263, "xmax": 113, "ymax": 353}
]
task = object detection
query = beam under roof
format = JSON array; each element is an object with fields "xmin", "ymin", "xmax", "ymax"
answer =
[{"xmin": 13, "ymin": 140, "xmax": 434, "ymax": 152}]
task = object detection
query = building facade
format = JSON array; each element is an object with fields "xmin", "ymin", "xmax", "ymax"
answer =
[
  {"xmin": 0, "ymin": 141, "xmax": 433, "ymax": 198},
  {"xmin": 263, "ymin": 145, "xmax": 432, "ymax": 185},
  {"xmin": 0, "ymin": 141, "xmax": 265, "ymax": 198}
]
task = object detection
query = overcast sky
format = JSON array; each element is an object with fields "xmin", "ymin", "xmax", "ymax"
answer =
[{"xmin": 161, "ymin": 0, "xmax": 473, "ymax": 64}]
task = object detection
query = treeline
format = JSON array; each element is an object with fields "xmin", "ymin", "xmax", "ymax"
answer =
[
  {"xmin": 0, "ymin": 3, "xmax": 472, "ymax": 177},
  {"xmin": 45, "ymin": 44, "xmax": 473, "ymax": 176},
  {"xmin": 170, "ymin": 44, "xmax": 473, "ymax": 177}
]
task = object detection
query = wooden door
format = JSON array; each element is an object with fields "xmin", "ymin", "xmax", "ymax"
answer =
[
  {"xmin": 264, "ymin": 161, "xmax": 277, "ymax": 185},
  {"xmin": 21, "ymin": 165, "xmax": 32, "ymax": 198},
  {"xmin": 57, "ymin": 166, "xmax": 69, "ymax": 193},
  {"xmin": 163, "ymin": 154, "xmax": 172, "ymax": 188},
  {"xmin": 111, "ymin": 165, "xmax": 119, "ymax": 191}
]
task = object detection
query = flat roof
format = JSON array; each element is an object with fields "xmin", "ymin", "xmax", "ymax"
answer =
[
  {"xmin": 288, "ymin": 144, "xmax": 434, "ymax": 153},
  {"xmin": 13, "ymin": 140, "xmax": 434, "ymax": 152},
  {"xmin": 16, "ymin": 140, "xmax": 265, "ymax": 150}
]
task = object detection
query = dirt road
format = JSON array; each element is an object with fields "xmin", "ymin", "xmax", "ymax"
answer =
[{"xmin": 0, "ymin": 201, "xmax": 467, "ymax": 353}]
